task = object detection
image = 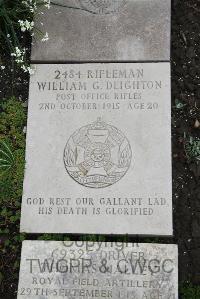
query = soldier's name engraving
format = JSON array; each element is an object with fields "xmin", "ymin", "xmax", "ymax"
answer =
[
  {"xmin": 37, "ymin": 81, "xmax": 161, "ymax": 91},
  {"xmin": 37, "ymin": 68, "xmax": 161, "ymax": 93},
  {"xmin": 37, "ymin": 67, "xmax": 161, "ymax": 93},
  {"xmin": 35, "ymin": 67, "xmax": 162, "ymax": 113}
]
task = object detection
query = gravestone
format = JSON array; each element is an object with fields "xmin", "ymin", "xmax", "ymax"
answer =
[
  {"xmin": 20, "ymin": 63, "xmax": 172, "ymax": 235},
  {"xmin": 32, "ymin": 0, "xmax": 171, "ymax": 61},
  {"xmin": 17, "ymin": 241, "xmax": 178, "ymax": 299}
]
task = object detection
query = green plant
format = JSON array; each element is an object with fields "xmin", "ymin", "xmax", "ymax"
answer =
[
  {"xmin": 0, "ymin": 140, "xmax": 14, "ymax": 171},
  {"xmin": 184, "ymin": 136, "xmax": 200, "ymax": 162},
  {"xmin": 0, "ymin": 0, "xmax": 50, "ymax": 72},
  {"xmin": 0, "ymin": 97, "xmax": 26, "ymax": 233},
  {"xmin": 180, "ymin": 283, "xmax": 200, "ymax": 299},
  {"xmin": 174, "ymin": 99, "xmax": 187, "ymax": 109}
]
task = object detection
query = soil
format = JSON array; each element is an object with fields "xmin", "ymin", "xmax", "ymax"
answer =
[
  {"xmin": 0, "ymin": 0, "xmax": 200, "ymax": 298},
  {"xmin": 171, "ymin": 0, "xmax": 200, "ymax": 285}
]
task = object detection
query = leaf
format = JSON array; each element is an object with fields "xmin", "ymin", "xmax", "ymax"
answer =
[
  {"xmin": 175, "ymin": 99, "xmax": 186, "ymax": 109},
  {"xmin": 64, "ymin": 145, "xmax": 77, "ymax": 166},
  {"xmin": 1, "ymin": 208, "xmax": 7, "ymax": 216},
  {"xmin": 185, "ymin": 137, "xmax": 200, "ymax": 161},
  {"xmin": 119, "ymin": 144, "xmax": 131, "ymax": 167},
  {"xmin": 4, "ymin": 239, "xmax": 10, "ymax": 246},
  {"xmin": 0, "ymin": 140, "xmax": 14, "ymax": 172}
]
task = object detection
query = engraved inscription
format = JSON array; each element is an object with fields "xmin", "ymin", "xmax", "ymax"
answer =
[
  {"xmin": 79, "ymin": 0, "xmax": 127, "ymax": 14},
  {"xmin": 64, "ymin": 118, "xmax": 132, "ymax": 188}
]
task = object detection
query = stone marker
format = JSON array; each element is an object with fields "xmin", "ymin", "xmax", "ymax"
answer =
[
  {"xmin": 17, "ymin": 241, "xmax": 178, "ymax": 299},
  {"xmin": 32, "ymin": 0, "xmax": 171, "ymax": 61},
  {"xmin": 20, "ymin": 63, "xmax": 172, "ymax": 235}
]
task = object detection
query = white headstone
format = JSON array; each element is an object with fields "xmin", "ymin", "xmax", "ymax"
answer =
[
  {"xmin": 20, "ymin": 63, "xmax": 172, "ymax": 235},
  {"xmin": 17, "ymin": 241, "xmax": 178, "ymax": 299},
  {"xmin": 32, "ymin": 0, "xmax": 171, "ymax": 61}
]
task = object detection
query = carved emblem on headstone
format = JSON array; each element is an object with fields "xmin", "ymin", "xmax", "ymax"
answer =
[
  {"xmin": 64, "ymin": 118, "xmax": 132, "ymax": 188},
  {"xmin": 79, "ymin": 0, "xmax": 126, "ymax": 14}
]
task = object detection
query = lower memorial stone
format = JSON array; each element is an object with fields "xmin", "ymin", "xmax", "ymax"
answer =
[
  {"xmin": 17, "ymin": 241, "xmax": 178, "ymax": 299},
  {"xmin": 20, "ymin": 63, "xmax": 172, "ymax": 235}
]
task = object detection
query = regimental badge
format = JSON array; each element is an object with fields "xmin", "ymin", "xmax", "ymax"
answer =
[
  {"xmin": 64, "ymin": 118, "xmax": 132, "ymax": 188},
  {"xmin": 79, "ymin": 0, "xmax": 127, "ymax": 14}
]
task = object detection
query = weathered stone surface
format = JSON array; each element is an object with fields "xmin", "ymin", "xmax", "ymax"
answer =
[
  {"xmin": 17, "ymin": 241, "xmax": 178, "ymax": 299},
  {"xmin": 31, "ymin": 0, "xmax": 171, "ymax": 61},
  {"xmin": 20, "ymin": 63, "xmax": 172, "ymax": 235}
]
